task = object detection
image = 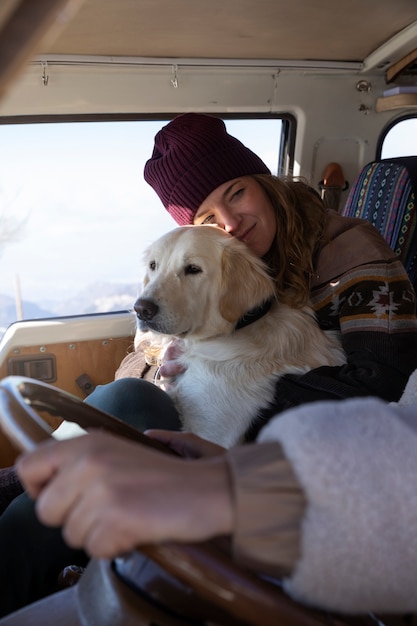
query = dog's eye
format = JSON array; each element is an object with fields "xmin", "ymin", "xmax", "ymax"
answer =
[
  {"xmin": 149, "ymin": 260, "xmax": 156, "ymax": 271},
  {"xmin": 184, "ymin": 264, "xmax": 202, "ymax": 275}
]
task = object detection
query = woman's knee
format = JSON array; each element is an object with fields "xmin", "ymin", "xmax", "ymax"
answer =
[
  {"xmin": 0, "ymin": 491, "xmax": 39, "ymax": 534},
  {"xmin": 85, "ymin": 378, "xmax": 181, "ymax": 431}
]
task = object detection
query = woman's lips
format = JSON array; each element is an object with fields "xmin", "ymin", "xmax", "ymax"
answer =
[{"xmin": 239, "ymin": 224, "xmax": 255, "ymax": 243}]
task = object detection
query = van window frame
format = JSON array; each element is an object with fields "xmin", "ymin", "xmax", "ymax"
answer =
[
  {"xmin": 376, "ymin": 113, "xmax": 417, "ymax": 159},
  {"xmin": 0, "ymin": 112, "xmax": 296, "ymax": 175},
  {"xmin": 0, "ymin": 112, "xmax": 295, "ymax": 326}
]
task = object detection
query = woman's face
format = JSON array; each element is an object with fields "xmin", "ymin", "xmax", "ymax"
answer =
[{"xmin": 193, "ymin": 176, "xmax": 277, "ymax": 258}]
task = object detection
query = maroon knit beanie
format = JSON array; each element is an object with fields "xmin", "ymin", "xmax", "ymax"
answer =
[{"xmin": 144, "ymin": 113, "xmax": 271, "ymax": 225}]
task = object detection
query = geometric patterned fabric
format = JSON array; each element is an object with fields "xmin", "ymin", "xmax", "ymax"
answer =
[{"xmin": 342, "ymin": 156, "xmax": 417, "ymax": 291}]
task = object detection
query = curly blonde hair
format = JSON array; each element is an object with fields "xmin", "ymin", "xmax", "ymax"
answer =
[{"xmin": 253, "ymin": 174, "xmax": 328, "ymax": 308}]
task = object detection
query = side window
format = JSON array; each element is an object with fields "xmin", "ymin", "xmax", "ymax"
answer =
[
  {"xmin": 379, "ymin": 116, "xmax": 417, "ymax": 158},
  {"xmin": 0, "ymin": 116, "xmax": 287, "ymax": 333}
]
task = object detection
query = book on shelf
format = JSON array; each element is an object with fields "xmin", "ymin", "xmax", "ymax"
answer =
[{"xmin": 382, "ymin": 85, "xmax": 417, "ymax": 97}]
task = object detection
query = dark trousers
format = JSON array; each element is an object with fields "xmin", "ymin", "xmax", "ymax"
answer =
[{"xmin": 0, "ymin": 378, "xmax": 180, "ymax": 617}]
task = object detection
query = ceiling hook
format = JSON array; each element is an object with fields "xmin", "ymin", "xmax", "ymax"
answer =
[
  {"xmin": 171, "ymin": 64, "xmax": 179, "ymax": 89},
  {"xmin": 356, "ymin": 79, "xmax": 371, "ymax": 93},
  {"xmin": 41, "ymin": 62, "xmax": 49, "ymax": 86}
]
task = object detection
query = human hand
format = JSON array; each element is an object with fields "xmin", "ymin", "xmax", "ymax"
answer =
[
  {"xmin": 145, "ymin": 429, "xmax": 226, "ymax": 459},
  {"xmin": 16, "ymin": 431, "xmax": 233, "ymax": 559},
  {"xmin": 158, "ymin": 339, "xmax": 186, "ymax": 379}
]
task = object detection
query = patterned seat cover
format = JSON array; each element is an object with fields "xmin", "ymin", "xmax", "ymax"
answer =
[{"xmin": 342, "ymin": 157, "xmax": 417, "ymax": 290}]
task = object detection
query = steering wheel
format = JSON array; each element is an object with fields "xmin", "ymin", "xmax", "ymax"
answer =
[{"xmin": 0, "ymin": 376, "xmax": 341, "ymax": 626}]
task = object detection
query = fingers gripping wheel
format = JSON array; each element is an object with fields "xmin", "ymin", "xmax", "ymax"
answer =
[{"xmin": 0, "ymin": 376, "xmax": 337, "ymax": 626}]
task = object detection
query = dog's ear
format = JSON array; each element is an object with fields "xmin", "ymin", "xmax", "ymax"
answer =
[{"xmin": 219, "ymin": 241, "xmax": 275, "ymax": 323}]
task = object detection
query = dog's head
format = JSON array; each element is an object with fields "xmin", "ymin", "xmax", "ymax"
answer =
[{"xmin": 134, "ymin": 225, "xmax": 275, "ymax": 340}]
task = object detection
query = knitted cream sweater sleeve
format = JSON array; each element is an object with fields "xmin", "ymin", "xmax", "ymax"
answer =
[{"xmin": 257, "ymin": 396, "xmax": 417, "ymax": 614}]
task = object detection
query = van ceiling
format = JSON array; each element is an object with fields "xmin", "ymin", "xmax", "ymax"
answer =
[{"xmin": 1, "ymin": 0, "xmax": 417, "ymax": 64}]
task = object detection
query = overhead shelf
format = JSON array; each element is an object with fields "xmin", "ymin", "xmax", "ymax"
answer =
[{"xmin": 376, "ymin": 93, "xmax": 417, "ymax": 112}]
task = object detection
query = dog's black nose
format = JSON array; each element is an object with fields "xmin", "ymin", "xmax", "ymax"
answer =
[{"xmin": 134, "ymin": 298, "xmax": 159, "ymax": 321}]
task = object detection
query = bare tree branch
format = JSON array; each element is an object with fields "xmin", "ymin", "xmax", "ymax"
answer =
[{"xmin": 0, "ymin": 213, "xmax": 25, "ymax": 255}]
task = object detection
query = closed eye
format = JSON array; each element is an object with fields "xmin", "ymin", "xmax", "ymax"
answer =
[
  {"xmin": 184, "ymin": 264, "xmax": 202, "ymax": 275},
  {"xmin": 231, "ymin": 187, "xmax": 244, "ymax": 200}
]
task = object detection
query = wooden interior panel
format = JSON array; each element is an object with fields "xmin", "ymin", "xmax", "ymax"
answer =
[
  {"xmin": 0, "ymin": 0, "xmax": 85, "ymax": 100},
  {"xmin": 42, "ymin": 0, "xmax": 417, "ymax": 63},
  {"xmin": 386, "ymin": 46, "xmax": 417, "ymax": 82},
  {"xmin": 0, "ymin": 335, "xmax": 134, "ymax": 467}
]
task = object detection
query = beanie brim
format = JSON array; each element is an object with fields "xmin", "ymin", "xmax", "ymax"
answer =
[{"xmin": 167, "ymin": 142, "xmax": 271, "ymax": 225}]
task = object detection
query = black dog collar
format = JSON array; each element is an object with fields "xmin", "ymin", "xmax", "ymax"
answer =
[{"xmin": 235, "ymin": 298, "xmax": 274, "ymax": 330}]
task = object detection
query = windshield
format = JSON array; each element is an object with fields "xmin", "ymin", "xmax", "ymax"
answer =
[{"xmin": 0, "ymin": 117, "xmax": 284, "ymax": 333}]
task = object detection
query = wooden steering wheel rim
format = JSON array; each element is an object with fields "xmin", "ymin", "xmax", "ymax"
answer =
[{"xmin": 0, "ymin": 376, "xmax": 329, "ymax": 626}]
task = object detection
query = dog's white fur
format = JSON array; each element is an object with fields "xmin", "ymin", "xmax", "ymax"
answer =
[{"xmin": 135, "ymin": 225, "xmax": 346, "ymax": 448}]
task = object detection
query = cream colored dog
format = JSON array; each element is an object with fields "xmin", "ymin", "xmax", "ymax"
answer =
[{"xmin": 134, "ymin": 225, "xmax": 346, "ymax": 447}]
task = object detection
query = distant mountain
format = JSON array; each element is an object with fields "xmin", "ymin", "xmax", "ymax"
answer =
[
  {"xmin": 51, "ymin": 282, "xmax": 138, "ymax": 316},
  {"xmin": 0, "ymin": 294, "xmax": 56, "ymax": 333},
  {"xmin": 0, "ymin": 282, "xmax": 138, "ymax": 336}
]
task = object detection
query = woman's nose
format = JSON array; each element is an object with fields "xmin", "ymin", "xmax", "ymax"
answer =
[{"xmin": 217, "ymin": 208, "xmax": 240, "ymax": 233}]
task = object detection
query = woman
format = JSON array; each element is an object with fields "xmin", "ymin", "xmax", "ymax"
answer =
[
  {"xmin": 1, "ymin": 113, "xmax": 417, "ymax": 617},
  {"xmin": 108, "ymin": 112, "xmax": 417, "ymax": 428}
]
